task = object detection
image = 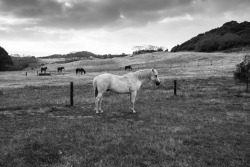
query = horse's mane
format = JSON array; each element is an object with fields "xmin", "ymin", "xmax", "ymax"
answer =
[{"xmin": 133, "ymin": 69, "xmax": 153, "ymax": 80}]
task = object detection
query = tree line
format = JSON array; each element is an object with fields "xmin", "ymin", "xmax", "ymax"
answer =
[
  {"xmin": 171, "ymin": 21, "xmax": 250, "ymax": 52},
  {"xmin": 0, "ymin": 46, "xmax": 13, "ymax": 71},
  {"xmin": 41, "ymin": 51, "xmax": 129, "ymax": 60},
  {"xmin": 132, "ymin": 45, "xmax": 168, "ymax": 55},
  {"xmin": 0, "ymin": 46, "xmax": 38, "ymax": 71}
]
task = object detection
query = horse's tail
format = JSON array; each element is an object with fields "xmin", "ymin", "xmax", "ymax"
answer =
[{"xmin": 93, "ymin": 77, "xmax": 98, "ymax": 98}]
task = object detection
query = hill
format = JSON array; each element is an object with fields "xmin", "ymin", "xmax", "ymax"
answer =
[
  {"xmin": 40, "ymin": 51, "xmax": 129, "ymax": 60},
  {"xmin": 39, "ymin": 51, "xmax": 245, "ymax": 80},
  {"xmin": 171, "ymin": 21, "xmax": 250, "ymax": 52},
  {"xmin": 40, "ymin": 51, "xmax": 96, "ymax": 59},
  {"xmin": 1, "ymin": 51, "xmax": 248, "ymax": 89}
]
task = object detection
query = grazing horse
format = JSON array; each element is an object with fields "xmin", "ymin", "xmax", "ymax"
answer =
[
  {"xmin": 93, "ymin": 69, "xmax": 160, "ymax": 114},
  {"xmin": 57, "ymin": 67, "xmax": 65, "ymax": 72},
  {"xmin": 125, "ymin": 65, "xmax": 132, "ymax": 71},
  {"xmin": 41, "ymin": 67, "xmax": 47, "ymax": 73},
  {"xmin": 76, "ymin": 68, "xmax": 86, "ymax": 75}
]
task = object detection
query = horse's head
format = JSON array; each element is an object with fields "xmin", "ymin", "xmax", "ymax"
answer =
[{"xmin": 151, "ymin": 69, "xmax": 160, "ymax": 85}]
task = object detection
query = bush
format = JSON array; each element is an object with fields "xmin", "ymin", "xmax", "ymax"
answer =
[
  {"xmin": 234, "ymin": 55, "xmax": 250, "ymax": 92},
  {"xmin": 9, "ymin": 56, "xmax": 38, "ymax": 71}
]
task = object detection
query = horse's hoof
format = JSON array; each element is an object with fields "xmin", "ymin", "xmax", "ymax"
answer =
[
  {"xmin": 129, "ymin": 108, "xmax": 136, "ymax": 113},
  {"xmin": 130, "ymin": 110, "xmax": 136, "ymax": 113}
]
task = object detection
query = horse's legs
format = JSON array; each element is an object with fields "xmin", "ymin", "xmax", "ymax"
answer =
[
  {"xmin": 130, "ymin": 91, "xmax": 137, "ymax": 113},
  {"xmin": 99, "ymin": 97, "xmax": 104, "ymax": 113},
  {"xmin": 95, "ymin": 93, "xmax": 103, "ymax": 114}
]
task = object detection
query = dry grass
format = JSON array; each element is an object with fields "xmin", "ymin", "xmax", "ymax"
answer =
[
  {"xmin": 0, "ymin": 52, "xmax": 249, "ymax": 167},
  {"xmin": 0, "ymin": 52, "xmax": 246, "ymax": 89}
]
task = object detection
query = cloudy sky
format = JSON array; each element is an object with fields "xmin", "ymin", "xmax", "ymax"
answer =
[{"xmin": 0, "ymin": 0, "xmax": 250, "ymax": 57}]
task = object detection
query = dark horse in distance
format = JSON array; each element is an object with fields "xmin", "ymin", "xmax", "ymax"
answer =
[
  {"xmin": 41, "ymin": 67, "xmax": 47, "ymax": 73},
  {"xmin": 57, "ymin": 67, "xmax": 65, "ymax": 72},
  {"xmin": 76, "ymin": 68, "xmax": 86, "ymax": 75},
  {"xmin": 125, "ymin": 65, "xmax": 132, "ymax": 71}
]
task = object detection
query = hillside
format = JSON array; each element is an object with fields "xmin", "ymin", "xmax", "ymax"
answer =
[
  {"xmin": 40, "ymin": 51, "xmax": 245, "ymax": 79},
  {"xmin": 171, "ymin": 21, "xmax": 250, "ymax": 52},
  {"xmin": 0, "ymin": 51, "xmax": 248, "ymax": 89}
]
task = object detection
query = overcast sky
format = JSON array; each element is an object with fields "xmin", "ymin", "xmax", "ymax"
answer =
[{"xmin": 0, "ymin": 0, "xmax": 250, "ymax": 57}]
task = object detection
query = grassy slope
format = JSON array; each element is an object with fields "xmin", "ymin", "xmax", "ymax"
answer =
[
  {"xmin": 0, "ymin": 51, "xmax": 246, "ymax": 89},
  {"xmin": 0, "ymin": 52, "xmax": 249, "ymax": 167},
  {"xmin": 40, "ymin": 52, "xmax": 245, "ymax": 73}
]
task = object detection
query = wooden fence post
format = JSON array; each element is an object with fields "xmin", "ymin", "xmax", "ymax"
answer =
[
  {"xmin": 247, "ymin": 77, "xmax": 249, "ymax": 93},
  {"xmin": 174, "ymin": 80, "xmax": 177, "ymax": 95},
  {"xmin": 25, "ymin": 72, "xmax": 27, "ymax": 76},
  {"xmin": 70, "ymin": 82, "xmax": 74, "ymax": 106}
]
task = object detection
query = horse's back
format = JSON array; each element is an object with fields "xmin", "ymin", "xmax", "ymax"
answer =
[
  {"xmin": 94, "ymin": 73, "xmax": 112, "ymax": 82},
  {"xmin": 94, "ymin": 73, "xmax": 113, "ymax": 91}
]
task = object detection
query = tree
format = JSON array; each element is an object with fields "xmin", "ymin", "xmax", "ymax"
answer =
[
  {"xmin": 132, "ymin": 45, "xmax": 165, "ymax": 55},
  {"xmin": 0, "ymin": 46, "xmax": 13, "ymax": 71},
  {"xmin": 195, "ymin": 36, "xmax": 219, "ymax": 52},
  {"xmin": 218, "ymin": 33, "xmax": 242, "ymax": 50},
  {"xmin": 234, "ymin": 55, "xmax": 250, "ymax": 92},
  {"xmin": 171, "ymin": 21, "xmax": 250, "ymax": 52}
]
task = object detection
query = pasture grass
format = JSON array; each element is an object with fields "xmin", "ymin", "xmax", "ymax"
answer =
[{"xmin": 0, "ymin": 77, "xmax": 249, "ymax": 167}]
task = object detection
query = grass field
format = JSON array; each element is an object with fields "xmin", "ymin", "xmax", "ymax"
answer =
[{"xmin": 0, "ymin": 52, "xmax": 249, "ymax": 167}]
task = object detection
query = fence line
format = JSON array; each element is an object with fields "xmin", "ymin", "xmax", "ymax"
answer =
[{"xmin": 70, "ymin": 82, "xmax": 74, "ymax": 106}]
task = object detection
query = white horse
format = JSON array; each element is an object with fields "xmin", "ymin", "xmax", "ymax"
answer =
[{"xmin": 93, "ymin": 69, "xmax": 160, "ymax": 114}]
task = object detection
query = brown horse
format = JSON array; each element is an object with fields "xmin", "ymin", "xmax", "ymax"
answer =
[
  {"xmin": 76, "ymin": 68, "xmax": 86, "ymax": 75},
  {"xmin": 57, "ymin": 67, "xmax": 65, "ymax": 72},
  {"xmin": 125, "ymin": 65, "xmax": 132, "ymax": 71},
  {"xmin": 41, "ymin": 67, "xmax": 47, "ymax": 73}
]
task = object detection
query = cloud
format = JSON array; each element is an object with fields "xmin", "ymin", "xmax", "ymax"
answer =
[
  {"xmin": 1, "ymin": 0, "xmax": 250, "ymax": 56},
  {"xmin": 0, "ymin": 0, "xmax": 249, "ymax": 31},
  {"xmin": 158, "ymin": 14, "xmax": 194, "ymax": 24},
  {"xmin": 0, "ymin": 0, "xmax": 193, "ymax": 30}
]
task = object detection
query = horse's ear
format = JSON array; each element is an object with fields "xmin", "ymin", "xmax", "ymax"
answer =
[{"xmin": 151, "ymin": 69, "xmax": 154, "ymax": 73}]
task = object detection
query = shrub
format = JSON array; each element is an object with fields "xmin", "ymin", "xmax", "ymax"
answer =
[{"xmin": 234, "ymin": 55, "xmax": 250, "ymax": 92}]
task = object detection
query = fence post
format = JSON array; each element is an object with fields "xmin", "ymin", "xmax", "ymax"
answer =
[
  {"xmin": 174, "ymin": 80, "xmax": 177, "ymax": 95},
  {"xmin": 247, "ymin": 77, "xmax": 249, "ymax": 93},
  {"xmin": 70, "ymin": 82, "xmax": 74, "ymax": 106},
  {"xmin": 25, "ymin": 72, "xmax": 27, "ymax": 76}
]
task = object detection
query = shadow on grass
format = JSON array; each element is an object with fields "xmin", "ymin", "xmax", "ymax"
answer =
[
  {"xmin": 96, "ymin": 111, "xmax": 142, "ymax": 124},
  {"xmin": 1, "ymin": 140, "xmax": 62, "ymax": 167}
]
